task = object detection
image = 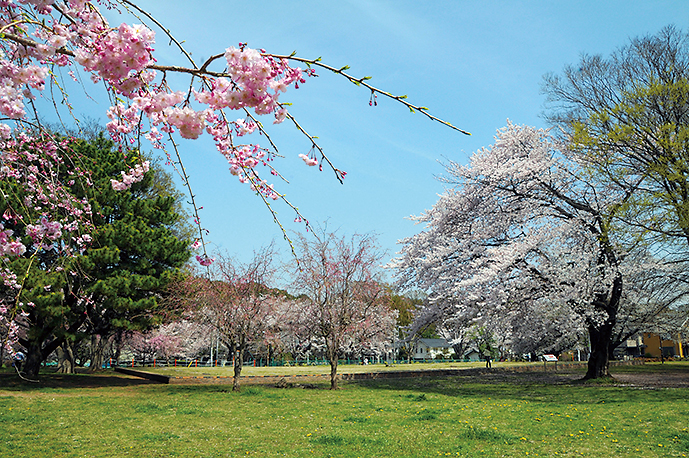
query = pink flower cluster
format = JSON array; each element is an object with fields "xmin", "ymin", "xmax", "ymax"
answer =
[
  {"xmin": 18, "ymin": 0, "xmax": 54, "ymax": 14},
  {"xmin": 193, "ymin": 46, "xmax": 303, "ymax": 120},
  {"xmin": 0, "ymin": 224, "xmax": 26, "ymax": 257},
  {"xmin": 250, "ymin": 179, "xmax": 279, "ymax": 201},
  {"xmin": 190, "ymin": 240, "xmax": 216, "ymax": 267},
  {"xmin": 196, "ymin": 255, "xmax": 215, "ymax": 266},
  {"xmin": 75, "ymin": 23, "xmax": 156, "ymax": 95},
  {"xmin": 26, "ymin": 217, "xmax": 62, "ymax": 249},
  {"xmin": 162, "ymin": 106, "xmax": 210, "ymax": 140},
  {"xmin": 224, "ymin": 145, "xmax": 267, "ymax": 178},
  {"xmin": 110, "ymin": 160, "xmax": 150, "ymax": 191},
  {"xmin": 299, "ymin": 153, "xmax": 318, "ymax": 167},
  {"xmin": 0, "ymin": 61, "xmax": 48, "ymax": 118}
]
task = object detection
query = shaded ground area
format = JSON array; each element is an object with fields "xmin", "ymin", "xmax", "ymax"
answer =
[
  {"xmin": 611, "ymin": 369, "xmax": 689, "ymax": 388},
  {"xmin": 0, "ymin": 367, "xmax": 157, "ymax": 390},
  {"xmin": 429, "ymin": 364, "xmax": 689, "ymax": 389}
]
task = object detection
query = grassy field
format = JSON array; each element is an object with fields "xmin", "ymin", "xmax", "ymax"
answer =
[
  {"xmin": 142, "ymin": 360, "xmax": 506, "ymax": 377},
  {"xmin": 0, "ymin": 362, "xmax": 687, "ymax": 457}
]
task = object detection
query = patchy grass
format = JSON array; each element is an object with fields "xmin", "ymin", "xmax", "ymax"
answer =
[{"xmin": 0, "ymin": 363, "xmax": 687, "ymax": 457}]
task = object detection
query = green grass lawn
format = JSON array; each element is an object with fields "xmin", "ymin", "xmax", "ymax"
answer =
[
  {"xmin": 142, "ymin": 360, "xmax": 507, "ymax": 378},
  {"xmin": 0, "ymin": 363, "xmax": 687, "ymax": 457}
]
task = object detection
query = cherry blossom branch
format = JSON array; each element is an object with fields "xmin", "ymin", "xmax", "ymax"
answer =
[
  {"xmin": 285, "ymin": 112, "xmax": 346, "ymax": 184},
  {"xmin": 268, "ymin": 53, "xmax": 472, "ymax": 136},
  {"xmin": 163, "ymin": 133, "xmax": 209, "ymax": 259}
]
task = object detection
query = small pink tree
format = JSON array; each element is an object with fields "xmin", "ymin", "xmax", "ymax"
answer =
[
  {"xmin": 292, "ymin": 231, "xmax": 396, "ymax": 389},
  {"xmin": 176, "ymin": 246, "xmax": 282, "ymax": 391}
]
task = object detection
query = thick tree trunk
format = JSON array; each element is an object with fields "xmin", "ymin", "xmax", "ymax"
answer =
[
  {"xmin": 88, "ymin": 334, "xmax": 106, "ymax": 372},
  {"xmin": 56, "ymin": 343, "xmax": 75, "ymax": 374},
  {"xmin": 23, "ymin": 339, "xmax": 51, "ymax": 378},
  {"xmin": 584, "ymin": 273, "xmax": 622, "ymax": 380},
  {"xmin": 584, "ymin": 322, "xmax": 614, "ymax": 379},
  {"xmin": 20, "ymin": 313, "xmax": 86, "ymax": 378}
]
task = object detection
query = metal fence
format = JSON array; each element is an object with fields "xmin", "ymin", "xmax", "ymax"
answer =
[{"xmin": 106, "ymin": 356, "xmax": 484, "ymax": 368}]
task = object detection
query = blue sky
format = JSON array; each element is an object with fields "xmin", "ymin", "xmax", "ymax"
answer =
[{"xmin": 81, "ymin": 1, "xmax": 689, "ymax": 282}]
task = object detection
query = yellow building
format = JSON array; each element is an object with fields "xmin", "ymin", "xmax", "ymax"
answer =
[{"xmin": 625, "ymin": 332, "xmax": 687, "ymax": 359}]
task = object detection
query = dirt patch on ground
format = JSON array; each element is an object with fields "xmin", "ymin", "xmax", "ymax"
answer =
[
  {"xmin": 609, "ymin": 371, "xmax": 689, "ymax": 388},
  {"xmin": 444, "ymin": 366, "xmax": 689, "ymax": 389},
  {"xmin": 2, "ymin": 363, "xmax": 687, "ymax": 390}
]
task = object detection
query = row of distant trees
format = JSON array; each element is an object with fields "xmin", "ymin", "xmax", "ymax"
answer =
[{"xmin": 168, "ymin": 233, "xmax": 398, "ymax": 391}]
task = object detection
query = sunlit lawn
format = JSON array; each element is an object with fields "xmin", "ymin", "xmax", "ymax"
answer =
[
  {"xmin": 0, "ymin": 362, "xmax": 687, "ymax": 457},
  {"xmin": 142, "ymin": 360, "xmax": 556, "ymax": 378}
]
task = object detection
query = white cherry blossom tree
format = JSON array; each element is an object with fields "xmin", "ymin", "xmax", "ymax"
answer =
[{"xmin": 394, "ymin": 122, "xmax": 644, "ymax": 379}]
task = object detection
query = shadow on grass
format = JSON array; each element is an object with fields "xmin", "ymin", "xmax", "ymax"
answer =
[
  {"xmin": 0, "ymin": 367, "xmax": 158, "ymax": 391},
  {"xmin": 344, "ymin": 364, "xmax": 689, "ymax": 405}
]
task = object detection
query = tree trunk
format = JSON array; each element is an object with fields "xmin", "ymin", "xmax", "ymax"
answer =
[
  {"xmin": 584, "ymin": 274, "xmax": 622, "ymax": 380},
  {"xmin": 0, "ymin": 332, "xmax": 5, "ymax": 369},
  {"xmin": 233, "ymin": 343, "xmax": 243, "ymax": 392},
  {"xmin": 23, "ymin": 340, "xmax": 47, "ymax": 378},
  {"xmin": 113, "ymin": 331, "xmax": 124, "ymax": 367},
  {"xmin": 327, "ymin": 341, "xmax": 339, "ymax": 390},
  {"xmin": 22, "ymin": 340, "xmax": 43, "ymax": 379},
  {"xmin": 88, "ymin": 334, "xmax": 106, "ymax": 373},
  {"xmin": 20, "ymin": 313, "xmax": 86, "ymax": 378},
  {"xmin": 329, "ymin": 357, "xmax": 338, "ymax": 390},
  {"xmin": 56, "ymin": 342, "xmax": 75, "ymax": 374},
  {"xmin": 584, "ymin": 322, "xmax": 614, "ymax": 379},
  {"xmin": 584, "ymin": 282, "xmax": 622, "ymax": 380}
]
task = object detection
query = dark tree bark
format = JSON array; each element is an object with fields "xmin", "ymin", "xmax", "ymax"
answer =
[
  {"xmin": 232, "ymin": 345, "xmax": 244, "ymax": 392},
  {"xmin": 56, "ymin": 342, "xmax": 75, "ymax": 374},
  {"xmin": 326, "ymin": 336, "xmax": 340, "ymax": 390},
  {"xmin": 584, "ymin": 273, "xmax": 622, "ymax": 380},
  {"xmin": 20, "ymin": 312, "xmax": 87, "ymax": 378}
]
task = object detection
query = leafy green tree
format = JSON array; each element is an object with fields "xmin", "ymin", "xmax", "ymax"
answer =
[
  {"xmin": 14, "ymin": 136, "xmax": 190, "ymax": 377},
  {"xmin": 543, "ymin": 25, "xmax": 689, "ymax": 248}
]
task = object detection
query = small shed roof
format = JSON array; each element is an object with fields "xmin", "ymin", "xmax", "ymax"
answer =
[{"xmin": 418, "ymin": 338, "xmax": 452, "ymax": 348}]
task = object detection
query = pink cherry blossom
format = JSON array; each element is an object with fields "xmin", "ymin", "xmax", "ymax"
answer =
[{"xmin": 299, "ymin": 153, "xmax": 318, "ymax": 166}]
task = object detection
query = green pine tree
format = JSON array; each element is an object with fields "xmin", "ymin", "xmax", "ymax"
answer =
[{"xmin": 11, "ymin": 136, "xmax": 190, "ymax": 377}]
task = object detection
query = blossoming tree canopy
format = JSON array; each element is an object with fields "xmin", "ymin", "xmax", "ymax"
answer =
[{"xmin": 292, "ymin": 230, "xmax": 397, "ymax": 389}]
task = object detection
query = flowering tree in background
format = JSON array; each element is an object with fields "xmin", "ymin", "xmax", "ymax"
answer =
[
  {"xmin": 393, "ymin": 123, "xmax": 682, "ymax": 379},
  {"xmin": 174, "ymin": 246, "xmax": 285, "ymax": 391},
  {"xmin": 1, "ymin": 135, "xmax": 97, "ymax": 374},
  {"xmin": 0, "ymin": 0, "xmax": 467, "ymax": 363},
  {"xmin": 292, "ymin": 230, "xmax": 396, "ymax": 389}
]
